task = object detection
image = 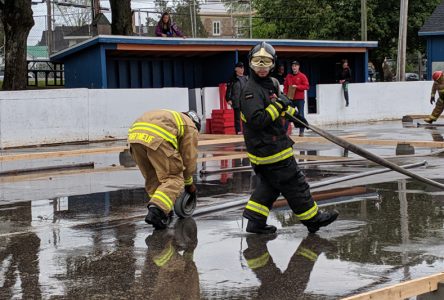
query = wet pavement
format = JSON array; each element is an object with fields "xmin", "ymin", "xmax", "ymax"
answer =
[{"xmin": 2, "ymin": 120, "xmax": 444, "ymax": 299}]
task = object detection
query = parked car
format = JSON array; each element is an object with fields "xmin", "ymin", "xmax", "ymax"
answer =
[{"xmin": 406, "ymin": 73, "xmax": 420, "ymax": 81}]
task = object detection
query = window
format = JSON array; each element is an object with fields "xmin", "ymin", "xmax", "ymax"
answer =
[{"xmin": 213, "ymin": 21, "xmax": 221, "ymax": 36}]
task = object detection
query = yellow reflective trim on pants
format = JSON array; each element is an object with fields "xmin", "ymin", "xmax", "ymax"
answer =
[
  {"xmin": 247, "ymin": 252, "xmax": 270, "ymax": 269},
  {"xmin": 184, "ymin": 176, "xmax": 193, "ymax": 185},
  {"xmin": 163, "ymin": 110, "xmax": 184, "ymax": 138},
  {"xmin": 247, "ymin": 147, "xmax": 294, "ymax": 165},
  {"xmin": 245, "ymin": 200, "xmax": 269, "ymax": 217},
  {"xmin": 297, "ymin": 247, "xmax": 318, "ymax": 262},
  {"xmin": 296, "ymin": 203, "xmax": 318, "ymax": 221},
  {"xmin": 152, "ymin": 191, "xmax": 173, "ymax": 210},
  {"xmin": 241, "ymin": 112, "xmax": 247, "ymax": 123},
  {"xmin": 153, "ymin": 243, "xmax": 174, "ymax": 267},
  {"xmin": 129, "ymin": 123, "xmax": 178, "ymax": 149},
  {"xmin": 266, "ymin": 104, "xmax": 279, "ymax": 121}
]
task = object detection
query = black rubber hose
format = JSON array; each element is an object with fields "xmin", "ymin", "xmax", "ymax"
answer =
[{"xmin": 286, "ymin": 112, "xmax": 444, "ymax": 190}]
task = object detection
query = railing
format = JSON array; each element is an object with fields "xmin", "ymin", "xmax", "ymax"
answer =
[{"xmin": 27, "ymin": 60, "xmax": 64, "ymax": 87}]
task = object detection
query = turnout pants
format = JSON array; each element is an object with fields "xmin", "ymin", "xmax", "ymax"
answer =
[
  {"xmin": 243, "ymin": 157, "xmax": 317, "ymax": 223},
  {"xmin": 429, "ymin": 97, "xmax": 444, "ymax": 121},
  {"xmin": 130, "ymin": 142, "xmax": 184, "ymax": 214}
]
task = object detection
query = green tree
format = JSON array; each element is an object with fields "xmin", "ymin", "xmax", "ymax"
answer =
[
  {"xmin": 173, "ymin": 0, "xmax": 207, "ymax": 37},
  {"xmin": 253, "ymin": 0, "xmax": 440, "ymax": 80}
]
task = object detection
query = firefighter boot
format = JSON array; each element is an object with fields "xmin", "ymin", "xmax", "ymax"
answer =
[
  {"xmin": 425, "ymin": 99, "xmax": 444, "ymax": 124},
  {"xmin": 246, "ymin": 219, "xmax": 277, "ymax": 234},
  {"xmin": 145, "ymin": 205, "xmax": 173, "ymax": 230},
  {"xmin": 243, "ymin": 234, "xmax": 277, "ymax": 266},
  {"xmin": 302, "ymin": 210, "xmax": 339, "ymax": 234}
]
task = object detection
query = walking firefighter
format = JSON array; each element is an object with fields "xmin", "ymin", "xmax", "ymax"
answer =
[{"xmin": 425, "ymin": 71, "xmax": 444, "ymax": 124}]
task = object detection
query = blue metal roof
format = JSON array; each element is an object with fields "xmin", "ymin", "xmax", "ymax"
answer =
[
  {"xmin": 51, "ymin": 35, "xmax": 378, "ymax": 61},
  {"xmin": 419, "ymin": 31, "xmax": 444, "ymax": 36}
]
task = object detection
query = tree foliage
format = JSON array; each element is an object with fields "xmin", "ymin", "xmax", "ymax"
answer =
[
  {"xmin": 174, "ymin": 0, "xmax": 207, "ymax": 37},
  {"xmin": 253, "ymin": 0, "xmax": 441, "ymax": 73}
]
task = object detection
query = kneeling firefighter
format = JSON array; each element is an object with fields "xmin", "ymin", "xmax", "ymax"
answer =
[
  {"xmin": 240, "ymin": 42, "xmax": 338, "ymax": 234},
  {"xmin": 424, "ymin": 71, "xmax": 444, "ymax": 124},
  {"xmin": 128, "ymin": 109, "xmax": 200, "ymax": 229}
]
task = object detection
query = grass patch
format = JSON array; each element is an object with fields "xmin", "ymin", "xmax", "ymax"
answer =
[{"xmin": 0, "ymin": 79, "xmax": 64, "ymax": 90}]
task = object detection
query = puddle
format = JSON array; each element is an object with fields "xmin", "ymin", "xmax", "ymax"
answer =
[{"xmin": 0, "ymin": 178, "xmax": 444, "ymax": 299}]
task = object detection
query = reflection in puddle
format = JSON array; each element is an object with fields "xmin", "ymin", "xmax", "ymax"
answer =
[{"xmin": 1, "ymin": 179, "xmax": 444, "ymax": 299}]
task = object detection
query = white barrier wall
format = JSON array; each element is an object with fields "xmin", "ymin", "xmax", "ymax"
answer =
[
  {"xmin": 0, "ymin": 88, "xmax": 189, "ymax": 148},
  {"xmin": 0, "ymin": 81, "xmax": 437, "ymax": 148},
  {"xmin": 201, "ymin": 87, "xmax": 221, "ymax": 119},
  {"xmin": 88, "ymin": 88, "xmax": 188, "ymax": 141},
  {"xmin": 309, "ymin": 81, "xmax": 434, "ymax": 125},
  {"xmin": 0, "ymin": 89, "xmax": 90, "ymax": 148}
]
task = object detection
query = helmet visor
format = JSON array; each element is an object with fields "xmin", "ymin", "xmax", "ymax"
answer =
[{"xmin": 250, "ymin": 56, "xmax": 274, "ymax": 68}]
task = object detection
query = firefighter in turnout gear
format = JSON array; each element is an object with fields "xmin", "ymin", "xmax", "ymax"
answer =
[
  {"xmin": 425, "ymin": 71, "xmax": 444, "ymax": 124},
  {"xmin": 128, "ymin": 110, "xmax": 200, "ymax": 230},
  {"xmin": 240, "ymin": 42, "xmax": 338, "ymax": 234}
]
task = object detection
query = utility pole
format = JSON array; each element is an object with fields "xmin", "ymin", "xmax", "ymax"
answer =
[
  {"xmin": 249, "ymin": 0, "xmax": 252, "ymax": 38},
  {"xmin": 361, "ymin": 0, "xmax": 367, "ymax": 41},
  {"xmin": 396, "ymin": 0, "xmax": 408, "ymax": 81},
  {"xmin": 193, "ymin": 0, "xmax": 197, "ymax": 38},
  {"xmin": 91, "ymin": 0, "xmax": 101, "ymax": 20},
  {"xmin": 138, "ymin": 9, "xmax": 142, "ymax": 35},
  {"xmin": 189, "ymin": 2, "xmax": 194, "ymax": 37},
  {"xmin": 46, "ymin": 0, "xmax": 52, "ymax": 54}
]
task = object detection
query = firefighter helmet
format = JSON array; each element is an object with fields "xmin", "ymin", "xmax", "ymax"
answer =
[
  {"xmin": 432, "ymin": 71, "xmax": 443, "ymax": 82},
  {"xmin": 184, "ymin": 110, "xmax": 201, "ymax": 132},
  {"xmin": 248, "ymin": 42, "xmax": 276, "ymax": 71}
]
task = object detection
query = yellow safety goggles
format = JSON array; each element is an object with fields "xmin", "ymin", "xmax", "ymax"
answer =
[{"xmin": 251, "ymin": 56, "xmax": 274, "ymax": 68}]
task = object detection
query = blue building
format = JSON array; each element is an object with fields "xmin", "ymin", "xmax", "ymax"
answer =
[
  {"xmin": 419, "ymin": 1, "xmax": 444, "ymax": 79},
  {"xmin": 51, "ymin": 36, "xmax": 377, "ymax": 89}
]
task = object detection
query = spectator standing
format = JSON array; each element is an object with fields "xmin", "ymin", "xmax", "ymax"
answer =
[
  {"xmin": 273, "ymin": 63, "xmax": 286, "ymax": 85},
  {"xmin": 283, "ymin": 60, "xmax": 310, "ymax": 136},
  {"xmin": 368, "ymin": 61, "xmax": 375, "ymax": 82},
  {"xmin": 382, "ymin": 57, "xmax": 394, "ymax": 82},
  {"xmin": 155, "ymin": 12, "xmax": 184, "ymax": 37},
  {"xmin": 226, "ymin": 62, "xmax": 248, "ymax": 134},
  {"xmin": 337, "ymin": 59, "xmax": 352, "ymax": 106}
]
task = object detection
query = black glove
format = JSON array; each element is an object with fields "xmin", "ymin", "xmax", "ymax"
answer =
[
  {"xmin": 275, "ymin": 94, "xmax": 292, "ymax": 111},
  {"xmin": 431, "ymin": 96, "xmax": 436, "ymax": 105},
  {"xmin": 293, "ymin": 115, "xmax": 309, "ymax": 129}
]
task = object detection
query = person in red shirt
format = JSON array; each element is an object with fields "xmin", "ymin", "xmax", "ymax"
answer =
[{"xmin": 283, "ymin": 61, "xmax": 310, "ymax": 136}]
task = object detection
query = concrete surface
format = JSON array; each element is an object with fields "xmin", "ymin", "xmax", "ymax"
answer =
[{"xmin": 1, "ymin": 120, "xmax": 444, "ymax": 299}]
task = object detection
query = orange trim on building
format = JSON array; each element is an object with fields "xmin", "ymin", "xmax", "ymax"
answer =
[{"xmin": 116, "ymin": 43, "xmax": 367, "ymax": 53}]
